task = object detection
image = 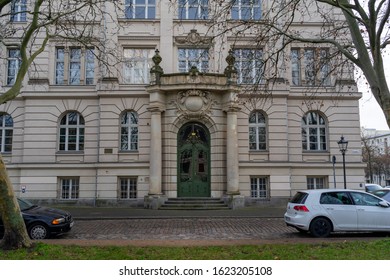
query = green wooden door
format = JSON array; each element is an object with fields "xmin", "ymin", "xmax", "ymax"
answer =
[{"xmin": 178, "ymin": 123, "xmax": 210, "ymax": 197}]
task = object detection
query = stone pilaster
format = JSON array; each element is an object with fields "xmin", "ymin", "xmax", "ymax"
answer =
[
  {"xmin": 224, "ymin": 102, "xmax": 241, "ymax": 195},
  {"xmin": 144, "ymin": 103, "xmax": 167, "ymax": 209}
]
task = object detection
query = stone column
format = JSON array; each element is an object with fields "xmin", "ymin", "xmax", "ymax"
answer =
[
  {"xmin": 226, "ymin": 108, "xmax": 240, "ymax": 195},
  {"xmin": 144, "ymin": 103, "xmax": 166, "ymax": 209},
  {"xmin": 223, "ymin": 100, "xmax": 244, "ymax": 209},
  {"xmin": 149, "ymin": 106, "xmax": 163, "ymax": 195}
]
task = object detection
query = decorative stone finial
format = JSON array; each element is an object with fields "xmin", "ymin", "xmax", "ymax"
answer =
[
  {"xmin": 150, "ymin": 49, "xmax": 164, "ymax": 85},
  {"xmin": 189, "ymin": 65, "xmax": 199, "ymax": 76},
  {"xmin": 224, "ymin": 49, "xmax": 238, "ymax": 84}
]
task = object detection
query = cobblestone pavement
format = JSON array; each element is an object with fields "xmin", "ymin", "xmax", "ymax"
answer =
[
  {"xmin": 62, "ymin": 217, "xmax": 295, "ymax": 241},
  {"xmin": 46, "ymin": 217, "xmax": 390, "ymax": 247}
]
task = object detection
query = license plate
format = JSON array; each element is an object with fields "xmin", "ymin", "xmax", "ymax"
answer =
[{"xmin": 70, "ymin": 221, "xmax": 74, "ymax": 228}]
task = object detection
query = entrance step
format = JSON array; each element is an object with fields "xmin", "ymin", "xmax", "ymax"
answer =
[{"xmin": 159, "ymin": 198, "xmax": 230, "ymax": 210}]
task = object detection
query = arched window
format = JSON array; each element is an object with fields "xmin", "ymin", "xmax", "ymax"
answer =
[
  {"xmin": 302, "ymin": 112, "xmax": 327, "ymax": 151},
  {"xmin": 249, "ymin": 111, "xmax": 267, "ymax": 150},
  {"xmin": 59, "ymin": 112, "xmax": 85, "ymax": 151},
  {"xmin": 120, "ymin": 111, "xmax": 138, "ymax": 151},
  {"xmin": 0, "ymin": 113, "xmax": 13, "ymax": 153}
]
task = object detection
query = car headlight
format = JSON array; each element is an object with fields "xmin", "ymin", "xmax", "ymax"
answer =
[{"xmin": 52, "ymin": 218, "xmax": 65, "ymax": 225}]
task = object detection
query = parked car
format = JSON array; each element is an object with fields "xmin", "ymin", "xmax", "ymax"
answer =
[
  {"xmin": 372, "ymin": 188, "xmax": 390, "ymax": 203},
  {"xmin": 284, "ymin": 189, "xmax": 390, "ymax": 237},
  {"xmin": 365, "ymin": 184, "xmax": 383, "ymax": 193},
  {"xmin": 0, "ymin": 198, "xmax": 74, "ymax": 240}
]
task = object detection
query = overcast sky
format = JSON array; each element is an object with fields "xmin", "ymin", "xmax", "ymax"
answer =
[
  {"xmin": 359, "ymin": 89, "xmax": 389, "ymax": 131},
  {"xmin": 358, "ymin": 55, "xmax": 390, "ymax": 131}
]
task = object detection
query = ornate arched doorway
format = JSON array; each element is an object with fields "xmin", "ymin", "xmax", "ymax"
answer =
[{"xmin": 177, "ymin": 122, "xmax": 210, "ymax": 197}]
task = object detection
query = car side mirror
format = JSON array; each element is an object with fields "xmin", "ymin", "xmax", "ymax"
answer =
[{"xmin": 379, "ymin": 201, "xmax": 390, "ymax": 208}]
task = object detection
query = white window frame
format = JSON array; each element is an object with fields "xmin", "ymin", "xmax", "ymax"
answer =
[
  {"xmin": 307, "ymin": 177, "xmax": 326, "ymax": 190},
  {"xmin": 250, "ymin": 177, "xmax": 269, "ymax": 199},
  {"xmin": 0, "ymin": 114, "xmax": 13, "ymax": 153},
  {"xmin": 178, "ymin": 48, "xmax": 209, "ymax": 73},
  {"xmin": 291, "ymin": 47, "xmax": 331, "ymax": 86},
  {"xmin": 234, "ymin": 48, "xmax": 264, "ymax": 84},
  {"xmin": 10, "ymin": 0, "xmax": 27, "ymax": 22},
  {"xmin": 119, "ymin": 177, "xmax": 138, "ymax": 199},
  {"xmin": 123, "ymin": 49, "xmax": 153, "ymax": 84},
  {"xmin": 231, "ymin": 0, "xmax": 261, "ymax": 20},
  {"xmin": 120, "ymin": 111, "xmax": 138, "ymax": 151},
  {"xmin": 302, "ymin": 111, "xmax": 327, "ymax": 151},
  {"xmin": 249, "ymin": 111, "xmax": 266, "ymax": 150},
  {"xmin": 178, "ymin": 0, "xmax": 208, "ymax": 20},
  {"xmin": 125, "ymin": 0, "xmax": 155, "ymax": 19},
  {"xmin": 7, "ymin": 49, "xmax": 21, "ymax": 86},
  {"xmin": 59, "ymin": 112, "xmax": 85, "ymax": 152},
  {"xmin": 60, "ymin": 178, "xmax": 80, "ymax": 200},
  {"xmin": 55, "ymin": 47, "xmax": 95, "ymax": 85}
]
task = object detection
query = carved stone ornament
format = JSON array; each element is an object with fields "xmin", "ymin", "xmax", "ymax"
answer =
[
  {"xmin": 175, "ymin": 90, "xmax": 213, "ymax": 119},
  {"xmin": 175, "ymin": 29, "xmax": 212, "ymax": 46}
]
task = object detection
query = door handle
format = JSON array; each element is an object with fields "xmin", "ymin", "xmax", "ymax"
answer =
[{"xmin": 326, "ymin": 208, "xmax": 334, "ymax": 210}]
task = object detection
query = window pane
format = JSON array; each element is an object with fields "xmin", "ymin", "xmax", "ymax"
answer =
[
  {"xmin": 121, "ymin": 112, "xmax": 138, "ymax": 151},
  {"xmin": 123, "ymin": 49, "xmax": 152, "ymax": 84}
]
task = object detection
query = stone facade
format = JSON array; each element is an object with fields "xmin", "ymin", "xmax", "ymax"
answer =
[{"xmin": 0, "ymin": 1, "xmax": 365, "ymax": 208}]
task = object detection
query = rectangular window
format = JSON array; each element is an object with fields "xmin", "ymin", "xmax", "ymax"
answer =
[
  {"xmin": 10, "ymin": 0, "xmax": 27, "ymax": 22},
  {"xmin": 178, "ymin": 0, "xmax": 208, "ymax": 20},
  {"xmin": 307, "ymin": 177, "xmax": 326, "ymax": 190},
  {"xmin": 60, "ymin": 178, "xmax": 80, "ymax": 200},
  {"xmin": 85, "ymin": 48, "xmax": 95, "ymax": 85},
  {"xmin": 69, "ymin": 48, "xmax": 81, "ymax": 85},
  {"xmin": 55, "ymin": 48, "xmax": 65, "ymax": 85},
  {"xmin": 249, "ymin": 111, "xmax": 267, "ymax": 150},
  {"xmin": 178, "ymin": 48, "xmax": 209, "ymax": 73},
  {"xmin": 291, "ymin": 47, "xmax": 331, "ymax": 86},
  {"xmin": 250, "ymin": 177, "xmax": 269, "ymax": 199},
  {"xmin": 291, "ymin": 49, "xmax": 301, "ymax": 86},
  {"xmin": 234, "ymin": 48, "xmax": 263, "ymax": 84},
  {"xmin": 123, "ymin": 49, "xmax": 153, "ymax": 84},
  {"xmin": 7, "ymin": 49, "xmax": 21, "ymax": 86},
  {"xmin": 125, "ymin": 0, "xmax": 155, "ymax": 19},
  {"xmin": 232, "ymin": 0, "xmax": 261, "ymax": 20},
  {"xmin": 119, "ymin": 177, "xmax": 137, "ymax": 199},
  {"xmin": 55, "ymin": 47, "xmax": 95, "ymax": 85}
]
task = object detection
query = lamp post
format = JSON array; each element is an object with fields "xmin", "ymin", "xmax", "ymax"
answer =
[{"xmin": 337, "ymin": 136, "xmax": 348, "ymax": 189}]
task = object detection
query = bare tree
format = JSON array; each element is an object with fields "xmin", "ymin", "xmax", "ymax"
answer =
[{"xmin": 0, "ymin": 0, "xmax": 121, "ymax": 249}]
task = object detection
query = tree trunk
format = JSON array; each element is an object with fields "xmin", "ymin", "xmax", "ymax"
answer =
[{"xmin": 0, "ymin": 155, "xmax": 32, "ymax": 249}]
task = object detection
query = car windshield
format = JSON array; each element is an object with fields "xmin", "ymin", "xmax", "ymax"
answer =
[{"xmin": 17, "ymin": 198, "xmax": 36, "ymax": 211}]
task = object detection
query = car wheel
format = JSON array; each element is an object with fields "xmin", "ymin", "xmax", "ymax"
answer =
[
  {"xmin": 28, "ymin": 223, "xmax": 49, "ymax": 240},
  {"xmin": 309, "ymin": 217, "xmax": 332, "ymax": 238}
]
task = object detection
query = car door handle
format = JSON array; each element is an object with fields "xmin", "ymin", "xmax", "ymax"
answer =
[
  {"xmin": 325, "ymin": 207, "xmax": 334, "ymax": 210},
  {"xmin": 357, "ymin": 208, "xmax": 365, "ymax": 211}
]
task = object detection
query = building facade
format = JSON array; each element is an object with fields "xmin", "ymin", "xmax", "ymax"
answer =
[{"xmin": 1, "ymin": 1, "xmax": 365, "ymax": 208}]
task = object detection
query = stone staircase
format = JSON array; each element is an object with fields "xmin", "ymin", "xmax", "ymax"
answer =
[{"xmin": 159, "ymin": 197, "xmax": 230, "ymax": 210}]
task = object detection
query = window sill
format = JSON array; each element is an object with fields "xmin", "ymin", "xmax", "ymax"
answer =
[{"xmin": 56, "ymin": 151, "xmax": 84, "ymax": 155}]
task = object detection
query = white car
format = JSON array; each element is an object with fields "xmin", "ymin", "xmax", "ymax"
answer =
[{"xmin": 284, "ymin": 189, "xmax": 390, "ymax": 237}]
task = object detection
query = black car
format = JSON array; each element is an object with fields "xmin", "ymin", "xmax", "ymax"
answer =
[{"xmin": 0, "ymin": 198, "xmax": 74, "ymax": 240}]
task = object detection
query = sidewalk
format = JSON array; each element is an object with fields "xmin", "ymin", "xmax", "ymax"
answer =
[{"xmin": 57, "ymin": 205, "xmax": 286, "ymax": 220}]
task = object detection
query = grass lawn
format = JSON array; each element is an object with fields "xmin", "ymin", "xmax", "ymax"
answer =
[{"xmin": 1, "ymin": 239, "xmax": 390, "ymax": 260}]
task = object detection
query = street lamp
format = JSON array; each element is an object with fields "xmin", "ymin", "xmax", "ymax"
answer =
[{"xmin": 337, "ymin": 136, "xmax": 348, "ymax": 189}]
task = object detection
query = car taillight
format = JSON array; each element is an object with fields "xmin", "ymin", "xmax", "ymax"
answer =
[{"xmin": 293, "ymin": 205, "xmax": 309, "ymax": 212}]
